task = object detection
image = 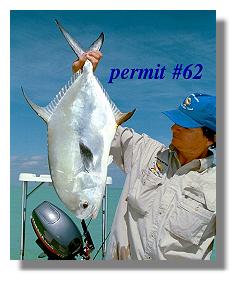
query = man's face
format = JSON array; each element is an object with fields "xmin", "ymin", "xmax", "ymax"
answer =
[{"xmin": 171, "ymin": 124, "xmax": 213, "ymax": 159}]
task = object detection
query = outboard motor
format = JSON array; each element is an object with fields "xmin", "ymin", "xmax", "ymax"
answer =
[{"xmin": 31, "ymin": 201, "xmax": 84, "ymax": 260}]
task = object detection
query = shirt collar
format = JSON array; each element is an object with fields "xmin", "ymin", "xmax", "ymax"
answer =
[
  {"xmin": 168, "ymin": 144, "xmax": 215, "ymax": 175},
  {"xmin": 198, "ymin": 150, "xmax": 215, "ymax": 172}
]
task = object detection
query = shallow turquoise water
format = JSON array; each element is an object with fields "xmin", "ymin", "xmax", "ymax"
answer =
[
  {"xmin": 10, "ymin": 184, "xmax": 122, "ymax": 260},
  {"xmin": 11, "ymin": 184, "xmax": 216, "ymax": 261},
  {"xmin": 211, "ymin": 238, "xmax": 216, "ymax": 261}
]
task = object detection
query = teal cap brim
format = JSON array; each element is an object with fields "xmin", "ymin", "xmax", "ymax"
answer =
[{"xmin": 162, "ymin": 109, "xmax": 203, "ymax": 128}]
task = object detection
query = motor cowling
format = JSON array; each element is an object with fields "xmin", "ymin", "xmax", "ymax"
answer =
[{"xmin": 31, "ymin": 201, "xmax": 83, "ymax": 259}]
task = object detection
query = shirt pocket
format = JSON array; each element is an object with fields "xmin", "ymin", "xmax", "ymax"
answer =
[
  {"xmin": 127, "ymin": 169, "xmax": 163, "ymax": 216},
  {"xmin": 165, "ymin": 197, "xmax": 215, "ymax": 245}
]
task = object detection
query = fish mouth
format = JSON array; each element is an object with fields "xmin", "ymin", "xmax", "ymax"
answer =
[
  {"xmin": 76, "ymin": 210, "xmax": 92, "ymax": 220},
  {"xmin": 91, "ymin": 207, "xmax": 99, "ymax": 219},
  {"xmin": 75, "ymin": 204, "xmax": 96, "ymax": 220}
]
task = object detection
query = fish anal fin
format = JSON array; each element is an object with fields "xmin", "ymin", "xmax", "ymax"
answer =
[
  {"xmin": 79, "ymin": 142, "xmax": 94, "ymax": 172},
  {"xmin": 93, "ymin": 76, "xmax": 135, "ymax": 126},
  {"xmin": 116, "ymin": 109, "xmax": 136, "ymax": 126}
]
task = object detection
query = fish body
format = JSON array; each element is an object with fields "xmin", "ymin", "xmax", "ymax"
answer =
[
  {"xmin": 48, "ymin": 60, "xmax": 117, "ymax": 219},
  {"xmin": 22, "ymin": 21, "xmax": 135, "ymax": 219}
]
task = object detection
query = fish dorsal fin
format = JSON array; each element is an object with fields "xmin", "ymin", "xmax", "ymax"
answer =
[
  {"xmin": 79, "ymin": 141, "xmax": 94, "ymax": 172},
  {"xmin": 21, "ymin": 86, "xmax": 51, "ymax": 123},
  {"xmin": 21, "ymin": 68, "xmax": 83, "ymax": 123},
  {"xmin": 94, "ymin": 77, "xmax": 136, "ymax": 125},
  {"xmin": 45, "ymin": 69, "xmax": 82, "ymax": 118}
]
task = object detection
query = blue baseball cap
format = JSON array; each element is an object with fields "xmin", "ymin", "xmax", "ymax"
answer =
[{"xmin": 162, "ymin": 93, "xmax": 216, "ymax": 132}]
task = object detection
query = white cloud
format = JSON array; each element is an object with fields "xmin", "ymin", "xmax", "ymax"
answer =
[
  {"xmin": 29, "ymin": 155, "xmax": 45, "ymax": 161},
  {"xmin": 21, "ymin": 160, "xmax": 40, "ymax": 167},
  {"xmin": 11, "ymin": 155, "xmax": 48, "ymax": 170},
  {"xmin": 11, "ymin": 154, "xmax": 49, "ymax": 185}
]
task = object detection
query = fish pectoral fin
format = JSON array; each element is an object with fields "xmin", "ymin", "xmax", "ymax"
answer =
[
  {"xmin": 79, "ymin": 141, "xmax": 94, "ymax": 171},
  {"xmin": 108, "ymin": 155, "xmax": 113, "ymax": 166},
  {"xmin": 116, "ymin": 109, "xmax": 136, "ymax": 125}
]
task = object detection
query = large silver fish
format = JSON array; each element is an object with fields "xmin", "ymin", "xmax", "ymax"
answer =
[{"xmin": 22, "ymin": 20, "xmax": 135, "ymax": 219}]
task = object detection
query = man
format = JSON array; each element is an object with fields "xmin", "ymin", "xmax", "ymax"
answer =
[{"xmin": 73, "ymin": 52, "xmax": 216, "ymax": 260}]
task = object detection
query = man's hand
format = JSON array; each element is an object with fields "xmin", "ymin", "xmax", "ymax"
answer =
[{"xmin": 72, "ymin": 51, "xmax": 103, "ymax": 73}]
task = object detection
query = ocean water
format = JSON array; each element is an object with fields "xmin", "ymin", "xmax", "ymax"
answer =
[
  {"xmin": 11, "ymin": 183, "xmax": 216, "ymax": 261},
  {"xmin": 10, "ymin": 183, "xmax": 122, "ymax": 261}
]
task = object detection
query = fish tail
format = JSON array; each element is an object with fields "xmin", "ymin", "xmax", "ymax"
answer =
[
  {"xmin": 88, "ymin": 32, "xmax": 104, "ymax": 52},
  {"xmin": 55, "ymin": 19, "xmax": 104, "ymax": 59},
  {"xmin": 55, "ymin": 19, "xmax": 85, "ymax": 58}
]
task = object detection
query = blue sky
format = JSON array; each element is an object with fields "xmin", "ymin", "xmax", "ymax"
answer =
[{"xmin": 10, "ymin": 10, "xmax": 216, "ymax": 187}]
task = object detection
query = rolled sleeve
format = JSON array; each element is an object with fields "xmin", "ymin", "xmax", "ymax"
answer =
[{"xmin": 110, "ymin": 126, "xmax": 142, "ymax": 173}]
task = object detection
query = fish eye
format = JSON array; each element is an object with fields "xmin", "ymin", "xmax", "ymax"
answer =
[{"xmin": 82, "ymin": 201, "xmax": 89, "ymax": 209}]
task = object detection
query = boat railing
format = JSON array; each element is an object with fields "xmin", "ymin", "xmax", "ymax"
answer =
[{"xmin": 18, "ymin": 172, "xmax": 112, "ymax": 260}]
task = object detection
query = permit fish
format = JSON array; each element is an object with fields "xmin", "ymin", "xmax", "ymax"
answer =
[{"xmin": 22, "ymin": 20, "xmax": 135, "ymax": 219}]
